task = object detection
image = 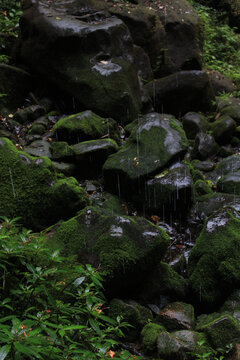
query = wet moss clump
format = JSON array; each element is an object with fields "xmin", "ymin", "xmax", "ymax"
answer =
[
  {"xmin": 141, "ymin": 322, "xmax": 166, "ymax": 353},
  {"xmin": 53, "ymin": 110, "xmax": 119, "ymax": 145},
  {"xmin": 0, "ymin": 137, "xmax": 88, "ymax": 229},
  {"xmin": 188, "ymin": 207, "xmax": 240, "ymax": 307}
]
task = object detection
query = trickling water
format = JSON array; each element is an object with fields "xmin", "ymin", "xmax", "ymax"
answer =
[{"xmin": 117, "ymin": 174, "xmax": 121, "ymax": 197}]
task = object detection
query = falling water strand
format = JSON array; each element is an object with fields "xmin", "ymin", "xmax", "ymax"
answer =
[
  {"xmin": 9, "ymin": 167, "xmax": 16, "ymax": 198},
  {"xmin": 117, "ymin": 175, "xmax": 121, "ymax": 197},
  {"xmin": 164, "ymin": 6, "xmax": 167, "ymax": 25}
]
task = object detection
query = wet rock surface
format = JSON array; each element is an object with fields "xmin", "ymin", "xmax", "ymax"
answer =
[{"xmin": 4, "ymin": 1, "xmax": 240, "ymax": 358}]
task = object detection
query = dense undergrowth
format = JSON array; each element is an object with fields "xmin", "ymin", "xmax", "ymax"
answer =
[
  {"xmin": 189, "ymin": 0, "xmax": 240, "ymax": 86},
  {"xmin": 0, "ymin": 217, "xmax": 141, "ymax": 359}
]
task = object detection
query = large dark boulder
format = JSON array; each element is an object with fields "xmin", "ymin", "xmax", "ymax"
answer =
[
  {"xmin": 19, "ymin": 0, "xmax": 141, "ymax": 122},
  {"xmin": 144, "ymin": 71, "xmax": 215, "ymax": 116}
]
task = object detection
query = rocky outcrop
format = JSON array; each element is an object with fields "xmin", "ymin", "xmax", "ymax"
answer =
[{"xmin": 20, "ymin": 0, "xmax": 142, "ymax": 122}]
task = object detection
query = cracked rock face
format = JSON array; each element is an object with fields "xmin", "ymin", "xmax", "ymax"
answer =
[{"xmin": 20, "ymin": 0, "xmax": 142, "ymax": 122}]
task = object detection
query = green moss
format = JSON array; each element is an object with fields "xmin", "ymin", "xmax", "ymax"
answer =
[
  {"xmin": 141, "ymin": 322, "xmax": 165, "ymax": 353},
  {"xmin": 103, "ymin": 114, "xmax": 189, "ymax": 196},
  {"xmin": 50, "ymin": 141, "xmax": 75, "ymax": 161},
  {"xmin": 194, "ymin": 179, "xmax": 213, "ymax": 198},
  {"xmin": 197, "ymin": 314, "xmax": 240, "ymax": 348},
  {"xmin": 169, "ymin": 118, "xmax": 189, "ymax": 149},
  {"xmin": 47, "ymin": 207, "xmax": 170, "ymax": 287},
  {"xmin": 188, "ymin": 207, "xmax": 240, "ymax": 306},
  {"xmin": 53, "ymin": 111, "xmax": 119, "ymax": 144},
  {"xmin": 0, "ymin": 137, "xmax": 88, "ymax": 230}
]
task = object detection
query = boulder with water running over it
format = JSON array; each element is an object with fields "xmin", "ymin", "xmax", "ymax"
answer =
[{"xmin": 103, "ymin": 112, "xmax": 188, "ymax": 204}]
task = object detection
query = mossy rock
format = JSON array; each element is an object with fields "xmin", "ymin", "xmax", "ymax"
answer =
[
  {"xmin": 24, "ymin": 140, "xmax": 52, "ymax": 158},
  {"xmin": 197, "ymin": 313, "xmax": 240, "ymax": 348},
  {"xmin": 182, "ymin": 112, "xmax": 210, "ymax": 140},
  {"xmin": 194, "ymin": 179, "xmax": 213, "ymax": 198},
  {"xmin": 211, "ymin": 115, "xmax": 236, "ymax": 145},
  {"xmin": 90, "ymin": 191, "xmax": 128, "ymax": 216},
  {"xmin": 53, "ymin": 111, "xmax": 119, "ymax": 145},
  {"xmin": 71, "ymin": 139, "xmax": 118, "ymax": 179},
  {"xmin": 109, "ymin": 298, "xmax": 153, "ymax": 340},
  {"xmin": 192, "ymin": 192, "xmax": 240, "ymax": 220},
  {"xmin": 0, "ymin": 137, "xmax": 89, "ymax": 229},
  {"xmin": 139, "ymin": 261, "xmax": 187, "ymax": 303},
  {"xmin": 156, "ymin": 302, "xmax": 195, "ymax": 332},
  {"xmin": 188, "ymin": 207, "xmax": 240, "ymax": 307},
  {"xmin": 141, "ymin": 322, "xmax": 166, "ymax": 353},
  {"xmin": 217, "ymin": 172, "xmax": 240, "ymax": 195},
  {"xmin": 145, "ymin": 164, "xmax": 193, "ymax": 217},
  {"xmin": 47, "ymin": 206, "xmax": 170, "ymax": 295},
  {"xmin": 50, "ymin": 141, "xmax": 75, "ymax": 162},
  {"xmin": 103, "ymin": 113, "xmax": 188, "ymax": 200}
]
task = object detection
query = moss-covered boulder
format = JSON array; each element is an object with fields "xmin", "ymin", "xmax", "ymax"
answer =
[
  {"xmin": 144, "ymin": 71, "xmax": 215, "ymax": 116},
  {"xmin": 211, "ymin": 115, "xmax": 236, "ymax": 145},
  {"xmin": 217, "ymin": 172, "xmax": 240, "ymax": 195},
  {"xmin": 156, "ymin": 302, "xmax": 195, "ymax": 331},
  {"xmin": 192, "ymin": 132, "xmax": 219, "ymax": 160},
  {"xmin": 197, "ymin": 313, "xmax": 240, "ymax": 348},
  {"xmin": 103, "ymin": 113, "xmax": 188, "ymax": 201},
  {"xmin": 109, "ymin": 299, "xmax": 153, "ymax": 339},
  {"xmin": 182, "ymin": 112, "xmax": 210, "ymax": 140},
  {"xmin": 0, "ymin": 137, "xmax": 89, "ymax": 229},
  {"xmin": 50, "ymin": 141, "xmax": 75, "ymax": 162},
  {"xmin": 157, "ymin": 330, "xmax": 205, "ymax": 360},
  {"xmin": 20, "ymin": 1, "xmax": 141, "ymax": 121},
  {"xmin": 192, "ymin": 192, "xmax": 240, "ymax": 220},
  {"xmin": 139, "ymin": 261, "xmax": 187, "ymax": 303},
  {"xmin": 53, "ymin": 111, "xmax": 119, "ymax": 145},
  {"xmin": 71, "ymin": 139, "xmax": 118, "ymax": 179},
  {"xmin": 24, "ymin": 140, "xmax": 52, "ymax": 158},
  {"xmin": 188, "ymin": 207, "xmax": 240, "ymax": 307},
  {"xmin": 141, "ymin": 322, "xmax": 166, "ymax": 353},
  {"xmin": 47, "ymin": 206, "xmax": 170, "ymax": 295},
  {"xmin": 145, "ymin": 164, "xmax": 193, "ymax": 217},
  {"xmin": 13, "ymin": 105, "xmax": 45, "ymax": 124},
  {"xmin": 220, "ymin": 103, "xmax": 240, "ymax": 125},
  {"xmin": 194, "ymin": 179, "xmax": 213, "ymax": 198}
]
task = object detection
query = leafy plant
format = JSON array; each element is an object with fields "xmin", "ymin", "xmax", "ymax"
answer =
[
  {"xmin": 0, "ymin": 217, "xmax": 142, "ymax": 359},
  {"xmin": 190, "ymin": 339, "xmax": 233, "ymax": 360},
  {"xmin": 189, "ymin": 0, "xmax": 240, "ymax": 86}
]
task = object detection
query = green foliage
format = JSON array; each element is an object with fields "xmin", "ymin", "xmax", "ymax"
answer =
[
  {"xmin": 0, "ymin": 217, "xmax": 142, "ymax": 359},
  {"xmin": 189, "ymin": 1, "xmax": 240, "ymax": 85},
  {"xmin": 0, "ymin": 1, "xmax": 22, "ymax": 57},
  {"xmin": 190, "ymin": 339, "xmax": 233, "ymax": 360}
]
